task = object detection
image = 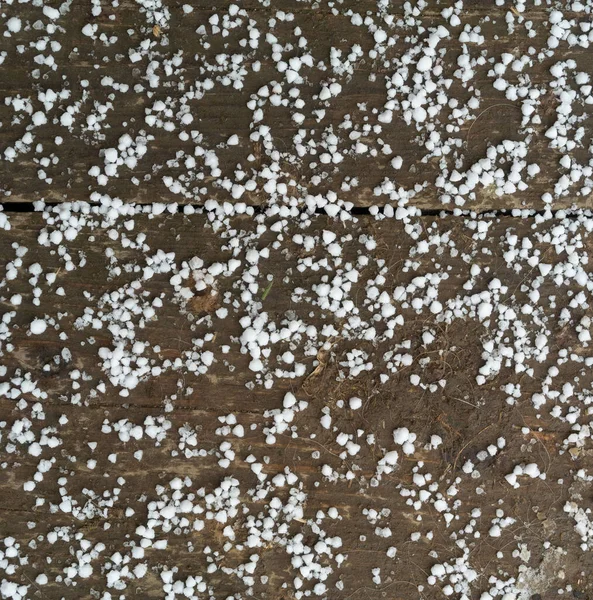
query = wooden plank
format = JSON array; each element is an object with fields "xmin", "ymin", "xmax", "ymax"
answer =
[
  {"xmin": 1, "ymin": 212, "xmax": 592, "ymax": 598},
  {"xmin": 1, "ymin": 2, "xmax": 592, "ymax": 209}
]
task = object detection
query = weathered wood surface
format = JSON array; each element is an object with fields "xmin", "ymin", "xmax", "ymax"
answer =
[
  {"xmin": 1, "ymin": 1, "xmax": 592, "ymax": 210},
  {"xmin": 1, "ymin": 211, "xmax": 593, "ymax": 598}
]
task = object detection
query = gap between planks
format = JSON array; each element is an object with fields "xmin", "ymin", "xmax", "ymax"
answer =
[{"xmin": 3, "ymin": 201, "xmax": 593, "ymax": 219}]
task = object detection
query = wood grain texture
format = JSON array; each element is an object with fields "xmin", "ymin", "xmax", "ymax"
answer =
[
  {"xmin": 0, "ymin": 1, "xmax": 592, "ymax": 209},
  {"xmin": 1, "ymin": 212, "xmax": 592, "ymax": 597}
]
